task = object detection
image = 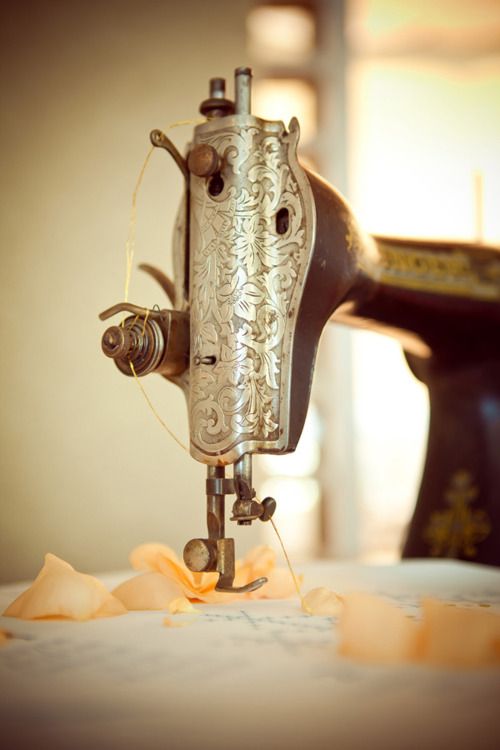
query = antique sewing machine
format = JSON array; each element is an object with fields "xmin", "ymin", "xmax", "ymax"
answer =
[{"xmin": 100, "ymin": 67, "xmax": 500, "ymax": 588}]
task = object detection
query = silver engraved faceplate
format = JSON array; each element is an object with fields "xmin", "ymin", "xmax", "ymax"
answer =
[{"xmin": 188, "ymin": 115, "xmax": 315, "ymax": 464}]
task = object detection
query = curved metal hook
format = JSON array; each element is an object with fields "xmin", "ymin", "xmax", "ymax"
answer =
[
  {"xmin": 215, "ymin": 576, "xmax": 268, "ymax": 594},
  {"xmin": 150, "ymin": 129, "xmax": 189, "ymax": 181},
  {"xmin": 99, "ymin": 302, "xmax": 161, "ymax": 321}
]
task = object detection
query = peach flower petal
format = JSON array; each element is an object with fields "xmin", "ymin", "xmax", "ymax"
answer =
[
  {"xmin": 112, "ymin": 572, "xmax": 184, "ymax": 611},
  {"xmin": 302, "ymin": 587, "xmax": 342, "ymax": 616},
  {"xmin": 3, "ymin": 554, "xmax": 127, "ymax": 621},
  {"xmin": 130, "ymin": 543, "xmax": 200, "ymax": 590},
  {"xmin": 168, "ymin": 597, "xmax": 198, "ymax": 614},
  {"xmin": 419, "ymin": 598, "xmax": 500, "ymax": 667},
  {"xmin": 163, "ymin": 616, "xmax": 195, "ymax": 628},
  {"xmin": 337, "ymin": 592, "xmax": 421, "ymax": 664},
  {"xmin": 129, "ymin": 542, "xmax": 295, "ymax": 603},
  {"xmin": 130, "ymin": 543, "xmax": 226, "ymax": 602},
  {"xmin": 236, "ymin": 545, "xmax": 276, "ymax": 580},
  {"xmin": 130, "ymin": 543, "xmax": 288, "ymax": 604},
  {"xmin": 337, "ymin": 593, "xmax": 500, "ymax": 667},
  {"xmin": 247, "ymin": 567, "xmax": 301, "ymax": 600},
  {"xmin": 234, "ymin": 545, "xmax": 296, "ymax": 599}
]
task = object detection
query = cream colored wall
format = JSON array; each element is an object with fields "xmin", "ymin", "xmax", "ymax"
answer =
[{"xmin": 0, "ymin": 0, "xmax": 264, "ymax": 583}]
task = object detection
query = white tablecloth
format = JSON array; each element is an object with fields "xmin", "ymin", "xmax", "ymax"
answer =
[{"xmin": 1, "ymin": 560, "xmax": 499, "ymax": 750}]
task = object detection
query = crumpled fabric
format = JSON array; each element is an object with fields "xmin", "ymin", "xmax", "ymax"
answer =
[
  {"xmin": 112, "ymin": 571, "xmax": 185, "ymax": 611},
  {"xmin": 3, "ymin": 554, "xmax": 127, "ymax": 621}
]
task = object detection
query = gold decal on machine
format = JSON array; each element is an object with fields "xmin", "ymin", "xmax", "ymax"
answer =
[
  {"xmin": 378, "ymin": 244, "xmax": 500, "ymax": 300},
  {"xmin": 424, "ymin": 470, "xmax": 491, "ymax": 558}
]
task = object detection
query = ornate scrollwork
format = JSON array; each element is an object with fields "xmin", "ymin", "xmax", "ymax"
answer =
[{"xmin": 188, "ymin": 117, "xmax": 313, "ymax": 461}]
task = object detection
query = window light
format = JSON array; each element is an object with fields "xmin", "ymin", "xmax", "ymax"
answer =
[{"xmin": 246, "ymin": 4, "xmax": 316, "ymax": 64}]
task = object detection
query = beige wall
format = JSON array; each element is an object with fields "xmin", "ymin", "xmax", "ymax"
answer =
[{"xmin": 0, "ymin": 0, "xmax": 267, "ymax": 583}]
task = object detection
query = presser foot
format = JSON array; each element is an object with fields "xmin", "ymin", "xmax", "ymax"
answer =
[
  {"xmin": 183, "ymin": 459, "xmax": 277, "ymax": 593},
  {"xmin": 183, "ymin": 536, "xmax": 268, "ymax": 594}
]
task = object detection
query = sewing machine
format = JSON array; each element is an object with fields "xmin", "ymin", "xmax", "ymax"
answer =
[{"xmin": 100, "ymin": 67, "xmax": 500, "ymax": 588}]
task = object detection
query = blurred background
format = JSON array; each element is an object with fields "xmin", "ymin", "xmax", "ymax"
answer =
[{"xmin": 1, "ymin": 0, "xmax": 499, "ymax": 583}]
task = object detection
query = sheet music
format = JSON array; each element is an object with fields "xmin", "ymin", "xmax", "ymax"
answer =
[{"xmin": 1, "ymin": 560, "xmax": 499, "ymax": 750}]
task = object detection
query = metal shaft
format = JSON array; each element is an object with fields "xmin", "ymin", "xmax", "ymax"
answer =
[
  {"xmin": 234, "ymin": 453, "xmax": 252, "ymax": 490},
  {"xmin": 207, "ymin": 465, "xmax": 225, "ymax": 539},
  {"xmin": 234, "ymin": 67, "xmax": 252, "ymax": 115},
  {"xmin": 209, "ymin": 77, "xmax": 226, "ymax": 99}
]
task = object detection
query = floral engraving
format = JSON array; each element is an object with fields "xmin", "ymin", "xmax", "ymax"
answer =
[{"xmin": 189, "ymin": 120, "xmax": 311, "ymax": 459}]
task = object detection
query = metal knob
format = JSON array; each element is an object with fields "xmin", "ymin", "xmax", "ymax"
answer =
[
  {"xmin": 183, "ymin": 538, "xmax": 217, "ymax": 572},
  {"xmin": 100, "ymin": 306, "xmax": 189, "ymax": 378},
  {"xmin": 187, "ymin": 144, "xmax": 219, "ymax": 177},
  {"xmin": 260, "ymin": 497, "xmax": 277, "ymax": 522},
  {"xmin": 101, "ymin": 326, "xmax": 133, "ymax": 359},
  {"xmin": 100, "ymin": 317, "xmax": 164, "ymax": 377}
]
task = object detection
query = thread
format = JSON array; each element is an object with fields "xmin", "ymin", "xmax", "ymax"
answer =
[
  {"xmin": 123, "ymin": 117, "xmax": 204, "ymax": 305},
  {"xmin": 123, "ymin": 116, "xmax": 203, "ymax": 449},
  {"xmin": 124, "ymin": 146, "xmax": 153, "ymax": 305},
  {"xmin": 269, "ymin": 517, "xmax": 311, "ymax": 614},
  {"xmin": 129, "ymin": 361, "xmax": 189, "ymax": 454},
  {"xmin": 140, "ymin": 307, "xmax": 150, "ymax": 337}
]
